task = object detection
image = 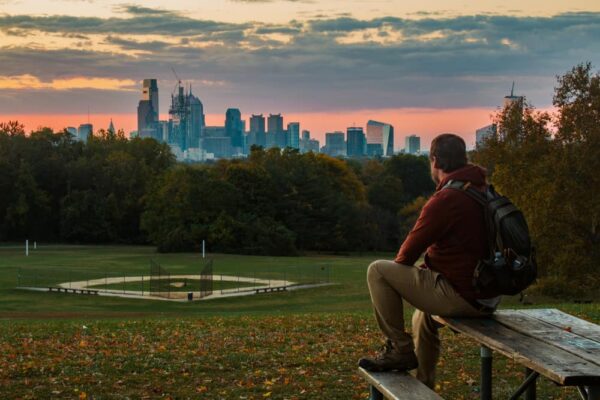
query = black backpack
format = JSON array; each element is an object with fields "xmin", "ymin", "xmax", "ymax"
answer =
[{"xmin": 443, "ymin": 180, "xmax": 537, "ymax": 296}]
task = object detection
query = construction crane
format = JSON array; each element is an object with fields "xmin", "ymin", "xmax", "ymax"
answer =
[{"xmin": 171, "ymin": 67, "xmax": 182, "ymax": 95}]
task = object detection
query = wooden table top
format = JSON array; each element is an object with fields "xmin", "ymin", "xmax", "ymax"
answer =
[{"xmin": 434, "ymin": 308, "xmax": 600, "ymax": 386}]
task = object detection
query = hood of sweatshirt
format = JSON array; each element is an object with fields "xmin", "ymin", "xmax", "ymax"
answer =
[{"xmin": 436, "ymin": 164, "xmax": 487, "ymax": 191}]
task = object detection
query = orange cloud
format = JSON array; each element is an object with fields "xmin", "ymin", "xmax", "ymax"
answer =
[{"xmin": 0, "ymin": 75, "xmax": 137, "ymax": 91}]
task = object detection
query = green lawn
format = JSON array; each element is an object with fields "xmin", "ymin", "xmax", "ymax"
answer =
[{"xmin": 0, "ymin": 245, "xmax": 598, "ymax": 399}]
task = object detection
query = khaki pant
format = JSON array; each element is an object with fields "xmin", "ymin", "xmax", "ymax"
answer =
[{"xmin": 366, "ymin": 260, "xmax": 489, "ymax": 388}]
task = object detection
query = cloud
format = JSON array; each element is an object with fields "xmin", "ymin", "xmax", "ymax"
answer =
[
  {"xmin": 116, "ymin": 5, "xmax": 176, "ymax": 16},
  {"xmin": 0, "ymin": 74, "xmax": 137, "ymax": 91},
  {"xmin": 0, "ymin": 9, "xmax": 599, "ymax": 114},
  {"xmin": 0, "ymin": 12, "xmax": 247, "ymax": 36},
  {"xmin": 104, "ymin": 36, "xmax": 171, "ymax": 52}
]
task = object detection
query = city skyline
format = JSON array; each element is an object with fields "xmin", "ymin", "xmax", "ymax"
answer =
[{"xmin": 1, "ymin": 1, "xmax": 599, "ymax": 149}]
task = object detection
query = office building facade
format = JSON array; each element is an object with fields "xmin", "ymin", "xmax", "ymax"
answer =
[
  {"xmin": 137, "ymin": 79, "xmax": 159, "ymax": 136},
  {"xmin": 324, "ymin": 131, "xmax": 346, "ymax": 157},
  {"xmin": 346, "ymin": 127, "xmax": 366, "ymax": 157},
  {"xmin": 287, "ymin": 122, "xmax": 300, "ymax": 149},
  {"xmin": 367, "ymin": 120, "xmax": 394, "ymax": 157},
  {"xmin": 267, "ymin": 114, "xmax": 285, "ymax": 148},
  {"xmin": 405, "ymin": 135, "xmax": 421, "ymax": 155},
  {"xmin": 476, "ymin": 124, "xmax": 497, "ymax": 148},
  {"xmin": 248, "ymin": 114, "xmax": 266, "ymax": 148},
  {"xmin": 77, "ymin": 124, "xmax": 93, "ymax": 142},
  {"xmin": 225, "ymin": 108, "xmax": 244, "ymax": 153}
]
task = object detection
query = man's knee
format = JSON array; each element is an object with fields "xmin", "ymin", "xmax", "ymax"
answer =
[{"xmin": 367, "ymin": 260, "xmax": 387, "ymax": 283}]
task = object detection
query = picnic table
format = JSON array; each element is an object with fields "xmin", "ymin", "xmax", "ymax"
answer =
[{"xmin": 434, "ymin": 308, "xmax": 600, "ymax": 400}]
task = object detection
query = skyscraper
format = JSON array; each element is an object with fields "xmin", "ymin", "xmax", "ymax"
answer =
[
  {"xmin": 476, "ymin": 124, "xmax": 497, "ymax": 148},
  {"xmin": 299, "ymin": 130, "xmax": 311, "ymax": 153},
  {"xmin": 324, "ymin": 131, "xmax": 346, "ymax": 156},
  {"xmin": 66, "ymin": 127, "xmax": 77, "ymax": 138},
  {"xmin": 138, "ymin": 79, "xmax": 159, "ymax": 136},
  {"xmin": 308, "ymin": 139, "xmax": 320, "ymax": 153},
  {"xmin": 501, "ymin": 83, "xmax": 524, "ymax": 138},
  {"xmin": 346, "ymin": 127, "xmax": 366, "ymax": 157},
  {"xmin": 287, "ymin": 122, "xmax": 300, "ymax": 149},
  {"xmin": 188, "ymin": 93, "xmax": 205, "ymax": 148},
  {"xmin": 249, "ymin": 114, "xmax": 266, "ymax": 148},
  {"xmin": 267, "ymin": 114, "xmax": 284, "ymax": 148},
  {"xmin": 143, "ymin": 79, "xmax": 159, "ymax": 119},
  {"xmin": 77, "ymin": 123, "xmax": 93, "ymax": 142},
  {"xmin": 503, "ymin": 83, "xmax": 524, "ymax": 114},
  {"xmin": 168, "ymin": 82, "xmax": 205, "ymax": 151},
  {"xmin": 225, "ymin": 108, "xmax": 244, "ymax": 152},
  {"xmin": 367, "ymin": 120, "xmax": 394, "ymax": 157},
  {"xmin": 405, "ymin": 135, "xmax": 421, "ymax": 155}
]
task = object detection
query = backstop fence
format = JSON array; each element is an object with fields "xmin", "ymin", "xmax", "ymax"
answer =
[
  {"xmin": 149, "ymin": 259, "xmax": 171, "ymax": 299},
  {"xmin": 199, "ymin": 259, "xmax": 213, "ymax": 298}
]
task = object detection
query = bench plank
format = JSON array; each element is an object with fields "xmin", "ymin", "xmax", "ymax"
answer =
[
  {"xmin": 520, "ymin": 309, "xmax": 600, "ymax": 343},
  {"xmin": 358, "ymin": 367, "xmax": 443, "ymax": 400},
  {"xmin": 434, "ymin": 315, "xmax": 600, "ymax": 385},
  {"xmin": 494, "ymin": 310, "xmax": 600, "ymax": 365}
]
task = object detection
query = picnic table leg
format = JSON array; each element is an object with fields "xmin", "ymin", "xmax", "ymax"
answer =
[
  {"xmin": 480, "ymin": 345, "xmax": 492, "ymax": 400},
  {"xmin": 586, "ymin": 386, "xmax": 600, "ymax": 400},
  {"xmin": 509, "ymin": 369, "xmax": 539, "ymax": 400},
  {"xmin": 369, "ymin": 385, "xmax": 384, "ymax": 400},
  {"xmin": 525, "ymin": 368, "xmax": 536, "ymax": 400}
]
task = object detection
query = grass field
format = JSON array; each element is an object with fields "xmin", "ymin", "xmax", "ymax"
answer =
[{"xmin": 0, "ymin": 245, "xmax": 598, "ymax": 399}]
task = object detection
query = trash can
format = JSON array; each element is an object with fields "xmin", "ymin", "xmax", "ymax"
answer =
[{"xmin": 187, "ymin": 292, "xmax": 193, "ymax": 301}]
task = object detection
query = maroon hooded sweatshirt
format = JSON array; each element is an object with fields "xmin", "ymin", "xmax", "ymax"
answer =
[{"xmin": 395, "ymin": 164, "xmax": 494, "ymax": 302}]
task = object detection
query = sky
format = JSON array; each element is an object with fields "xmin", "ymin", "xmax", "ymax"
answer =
[{"xmin": 1, "ymin": 0, "xmax": 600, "ymax": 149}]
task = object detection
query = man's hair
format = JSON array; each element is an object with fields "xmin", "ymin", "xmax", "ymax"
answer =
[{"xmin": 429, "ymin": 133, "xmax": 467, "ymax": 172}]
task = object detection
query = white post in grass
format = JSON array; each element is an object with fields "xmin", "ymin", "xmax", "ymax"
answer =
[
  {"xmin": 202, "ymin": 240, "xmax": 205, "ymax": 259},
  {"xmin": 25, "ymin": 240, "xmax": 29, "ymax": 256},
  {"xmin": 34, "ymin": 241, "xmax": 37, "ymax": 250}
]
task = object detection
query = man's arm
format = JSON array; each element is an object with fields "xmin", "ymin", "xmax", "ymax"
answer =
[{"xmin": 395, "ymin": 193, "xmax": 453, "ymax": 265}]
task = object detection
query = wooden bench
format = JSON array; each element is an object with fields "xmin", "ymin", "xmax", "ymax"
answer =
[
  {"xmin": 434, "ymin": 308, "xmax": 600, "ymax": 400},
  {"xmin": 254, "ymin": 286, "xmax": 287, "ymax": 294},
  {"xmin": 48, "ymin": 287, "xmax": 99, "ymax": 295},
  {"xmin": 359, "ymin": 367, "xmax": 443, "ymax": 399}
]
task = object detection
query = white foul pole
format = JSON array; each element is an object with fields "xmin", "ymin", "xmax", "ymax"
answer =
[{"xmin": 25, "ymin": 240, "xmax": 29, "ymax": 256}]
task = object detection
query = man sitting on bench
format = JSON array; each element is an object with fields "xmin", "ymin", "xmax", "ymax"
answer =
[{"xmin": 359, "ymin": 133, "xmax": 501, "ymax": 389}]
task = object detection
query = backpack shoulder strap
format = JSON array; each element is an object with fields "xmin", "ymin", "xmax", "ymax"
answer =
[
  {"xmin": 443, "ymin": 179, "xmax": 496, "ymax": 260},
  {"xmin": 442, "ymin": 180, "xmax": 488, "ymax": 205}
]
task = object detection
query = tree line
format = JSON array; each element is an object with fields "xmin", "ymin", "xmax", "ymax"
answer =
[{"xmin": 0, "ymin": 124, "xmax": 433, "ymax": 255}]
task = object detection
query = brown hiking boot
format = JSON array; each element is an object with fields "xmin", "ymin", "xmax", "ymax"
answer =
[{"xmin": 358, "ymin": 339, "xmax": 418, "ymax": 372}]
